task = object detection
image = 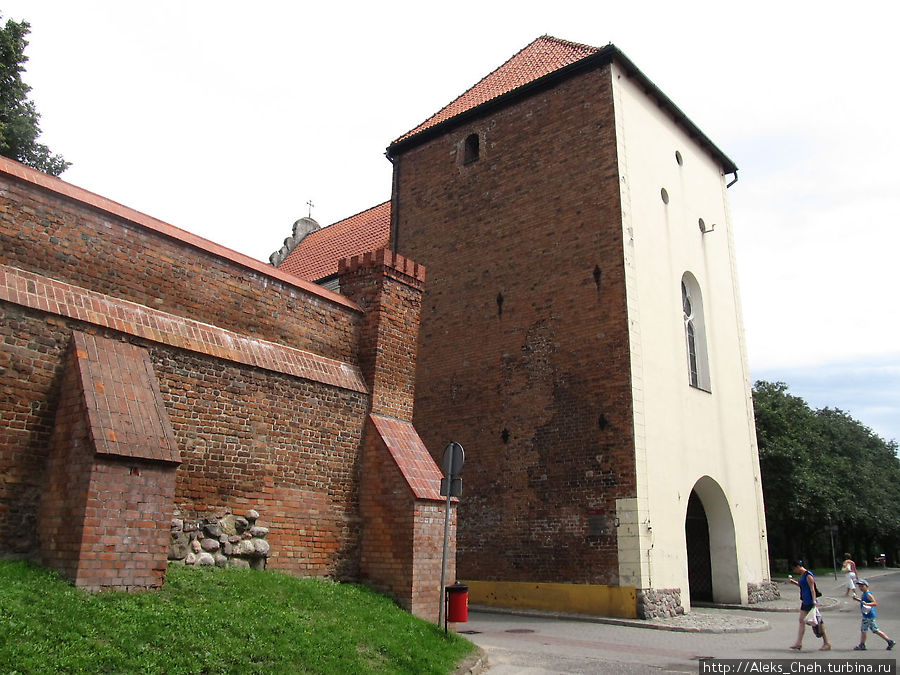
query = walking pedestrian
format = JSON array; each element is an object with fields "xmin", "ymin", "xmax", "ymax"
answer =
[
  {"xmin": 852, "ymin": 579, "xmax": 896, "ymax": 651},
  {"xmin": 788, "ymin": 560, "xmax": 831, "ymax": 651},
  {"xmin": 841, "ymin": 553, "xmax": 858, "ymax": 596}
]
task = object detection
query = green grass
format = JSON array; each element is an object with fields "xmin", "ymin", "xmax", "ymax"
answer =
[{"xmin": 0, "ymin": 560, "xmax": 476, "ymax": 674}]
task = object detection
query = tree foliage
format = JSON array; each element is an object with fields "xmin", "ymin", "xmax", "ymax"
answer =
[
  {"xmin": 0, "ymin": 14, "xmax": 69, "ymax": 175},
  {"xmin": 754, "ymin": 380, "xmax": 900, "ymax": 571}
]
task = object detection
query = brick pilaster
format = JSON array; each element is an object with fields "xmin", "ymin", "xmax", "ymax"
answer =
[{"xmin": 338, "ymin": 249, "xmax": 425, "ymax": 421}]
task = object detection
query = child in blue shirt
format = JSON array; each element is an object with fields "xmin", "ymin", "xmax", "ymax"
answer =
[{"xmin": 852, "ymin": 579, "xmax": 895, "ymax": 650}]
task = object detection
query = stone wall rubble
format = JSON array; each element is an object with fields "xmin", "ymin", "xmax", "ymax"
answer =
[{"xmin": 169, "ymin": 510, "xmax": 269, "ymax": 570}]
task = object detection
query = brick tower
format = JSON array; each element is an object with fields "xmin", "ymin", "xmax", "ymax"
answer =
[{"xmin": 385, "ymin": 36, "xmax": 772, "ymax": 617}]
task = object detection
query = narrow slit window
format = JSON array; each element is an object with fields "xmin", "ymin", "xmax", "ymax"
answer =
[{"xmin": 463, "ymin": 133, "xmax": 480, "ymax": 164}]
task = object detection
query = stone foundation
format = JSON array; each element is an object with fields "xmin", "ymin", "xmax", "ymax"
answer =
[
  {"xmin": 168, "ymin": 510, "xmax": 269, "ymax": 570},
  {"xmin": 636, "ymin": 588, "xmax": 683, "ymax": 619},
  {"xmin": 747, "ymin": 580, "xmax": 780, "ymax": 604}
]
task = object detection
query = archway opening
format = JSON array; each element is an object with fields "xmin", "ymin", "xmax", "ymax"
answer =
[
  {"xmin": 685, "ymin": 477, "xmax": 742, "ymax": 604},
  {"xmin": 685, "ymin": 490, "xmax": 713, "ymax": 602}
]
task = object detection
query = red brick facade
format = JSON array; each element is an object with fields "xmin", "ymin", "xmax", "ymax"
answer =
[
  {"xmin": 389, "ymin": 63, "xmax": 636, "ymax": 585},
  {"xmin": 36, "ymin": 332, "xmax": 179, "ymax": 589},
  {"xmin": 0, "ymin": 157, "xmax": 451, "ymax": 613}
]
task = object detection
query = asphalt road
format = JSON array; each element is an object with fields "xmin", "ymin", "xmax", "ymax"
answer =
[{"xmin": 458, "ymin": 569, "xmax": 900, "ymax": 674}]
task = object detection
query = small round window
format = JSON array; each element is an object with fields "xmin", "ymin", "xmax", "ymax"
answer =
[
  {"xmin": 661, "ymin": 188, "xmax": 669, "ymax": 204},
  {"xmin": 675, "ymin": 150, "xmax": 683, "ymax": 166}
]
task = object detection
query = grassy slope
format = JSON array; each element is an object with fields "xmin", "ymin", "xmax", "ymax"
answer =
[{"xmin": 0, "ymin": 561, "xmax": 475, "ymax": 674}]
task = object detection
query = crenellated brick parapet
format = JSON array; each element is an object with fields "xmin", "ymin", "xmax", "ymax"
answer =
[
  {"xmin": 338, "ymin": 248, "xmax": 426, "ymax": 287},
  {"xmin": 339, "ymin": 248, "xmax": 426, "ymax": 422}
]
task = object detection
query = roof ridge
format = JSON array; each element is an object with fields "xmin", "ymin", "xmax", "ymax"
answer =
[
  {"xmin": 323, "ymin": 199, "xmax": 391, "ymax": 228},
  {"xmin": 539, "ymin": 34, "xmax": 605, "ymax": 53},
  {"xmin": 392, "ymin": 35, "xmax": 599, "ymax": 144}
]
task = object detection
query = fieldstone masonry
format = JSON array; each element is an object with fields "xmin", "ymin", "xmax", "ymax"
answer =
[
  {"xmin": 747, "ymin": 580, "xmax": 780, "ymax": 604},
  {"xmin": 169, "ymin": 510, "xmax": 269, "ymax": 570},
  {"xmin": 636, "ymin": 588, "xmax": 684, "ymax": 619}
]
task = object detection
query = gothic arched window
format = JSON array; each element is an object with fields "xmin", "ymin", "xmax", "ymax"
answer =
[{"xmin": 681, "ymin": 273, "xmax": 710, "ymax": 391}]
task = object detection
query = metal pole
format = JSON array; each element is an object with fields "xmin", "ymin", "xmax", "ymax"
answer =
[
  {"xmin": 438, "ymin": 451, "xmax": 455, "ymax": 627},
  {"xmin": 829, "ymin": 516, "xmax": 837, "ymax": 581}
]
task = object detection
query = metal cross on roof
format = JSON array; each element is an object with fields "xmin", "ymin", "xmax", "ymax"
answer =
[{"xmin": 306, "ymin": 200, "xmax": 314, "ymax": 218}]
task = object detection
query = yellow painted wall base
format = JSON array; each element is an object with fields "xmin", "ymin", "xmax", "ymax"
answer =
[{"xmin": 463, "ymin": 580, "xmax": 637, "ymax": 619}]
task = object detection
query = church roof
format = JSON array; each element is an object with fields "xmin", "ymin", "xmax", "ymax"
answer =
[{"xmin": 277, "ymin": 201, "xmax": 391, "ymax": 281}]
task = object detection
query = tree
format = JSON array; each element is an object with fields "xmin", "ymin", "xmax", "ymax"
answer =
[
  {"xmin": 754, "ymin": 380, "xmax": 900, "ymax": 571},
  {"xmin": 0, "ymin": 14, "xmax": 69, "ymax": 175}
]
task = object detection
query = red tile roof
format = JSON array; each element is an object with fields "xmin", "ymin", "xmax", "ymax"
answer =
[
  {"xmin": 394, "ymin": 35, "xmax": 599, "ymax": 144},
  {"xmin": 370, "ymin": 414, "xmax": 445, "ymax": 502},
  {"xmin": 72, "ymin": 331, "xmax": 181, "ymax": 465},
  {"xmin": 277, "ymin": 201, "xmax": 391, "ymax": 282}
]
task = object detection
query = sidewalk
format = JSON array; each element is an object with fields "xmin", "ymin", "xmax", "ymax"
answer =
[{"xmin": 466, "ymin": 568, "xmax": 895, "ymax": 635}]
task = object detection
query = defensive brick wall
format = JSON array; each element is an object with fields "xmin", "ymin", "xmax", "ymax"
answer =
[
  {"xmin": 0, "ymin": 158, "xmax": 453, "ymax": 617},
  {"xmin": 0, "ymin": 159, "xmax": 370, "ymax": 579},
  {"xmin": 391, "ymin": 63, "xmax": 636, "ymax": 585},
  {"xmin": 0, "ymin": 158, "xmax": 359, "ymax": 362}
]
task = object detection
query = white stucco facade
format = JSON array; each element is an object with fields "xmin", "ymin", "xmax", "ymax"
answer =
[{"xmin": 610, "ymin": 62, "xmax": 770, "ymax": 607}]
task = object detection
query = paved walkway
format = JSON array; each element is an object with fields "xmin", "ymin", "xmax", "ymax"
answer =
[
  {"xmin": 468, "ymin": 569, "xmax": 893, "ymax": 635},
  {"xmin": 454, "ymin": 570, "xmax": 899, "ymax": 674}
]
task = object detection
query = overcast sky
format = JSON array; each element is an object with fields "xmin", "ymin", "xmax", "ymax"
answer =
[{"xmin": 4, "ymin": 1, "xmax": 898, "ymax": 443}]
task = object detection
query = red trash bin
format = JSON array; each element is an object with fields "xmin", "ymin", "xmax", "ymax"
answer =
[{"xmin": 446, "ymin": 582, "xmax": 469, "ymax": 623}]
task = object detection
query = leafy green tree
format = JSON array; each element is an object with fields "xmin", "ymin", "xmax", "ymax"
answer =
[
  {"xmin": 754, "ymin": 380, "xmax": 900, "ymax": 571},
  {"xmin": 753, "ymin": 381, "xmax": 824, "ymax": 562},
  {"xmin": 0, "ymin": 13, "xmax": 69, "ymax": 175}
]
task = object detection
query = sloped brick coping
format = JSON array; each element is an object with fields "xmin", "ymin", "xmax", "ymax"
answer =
[
  {"xmin": 38, "ymin": 332, "xmax": 180, "ymax": 589},
  {"xmin": 369, "ymin": 414, "xmax": 447, "ymax": 502},
  {"xmin": 71, "ymin": 331, "xmax": 181, "ymax": 464},
  {"xmin": 0, "ymin": 263, "xmax": 367, "ymax": 394}
]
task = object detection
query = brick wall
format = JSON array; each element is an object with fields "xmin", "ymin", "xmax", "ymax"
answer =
[
  {"xmin": 0, "ymin": 271, "xmax": 368, "ymax": 578},
  {"xmin": 392, "ymin": 64, "xmax": 636, "ymax": 585},
  {"xmin": 338, "ymin": 249, "xmax": 426, "ymax": 421},
  {"xmin": 357, "ymin": 415, "xmax": 456, "ymax": 621},
  {"xmin": 1, "ymin": 158, "xmax": 449, "ymax": 614},
  {"xmin": 0, "ymin": 160, "xmax": 369, "ymax": 578},
  {"xmin": 339, "ymin": 251, "xmax": 456, "ymax": 619},
  {"xmin": 36, "ymin": 332, "xmax": 180, "ymax": 590},
  {"xmin": 0, "ymin": 157, "xmax": 360, "ymax": 363}
]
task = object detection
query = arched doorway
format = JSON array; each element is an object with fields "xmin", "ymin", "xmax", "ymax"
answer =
[
  {"xmin": 685, "ymin": 477, "xmax": 741, "ymax": 604},
  {"xmin": 685, "ymin": 491, "xmax": 713, "ymax": 602}
]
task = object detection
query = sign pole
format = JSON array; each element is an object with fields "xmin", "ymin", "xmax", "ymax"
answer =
[
  {"xmin": 438, "ymin": 449, "xmax": 454, "ymax": 628},
  {"xmin": 437, "ymin": 442, "xmax": 464, "ymax": 628}
]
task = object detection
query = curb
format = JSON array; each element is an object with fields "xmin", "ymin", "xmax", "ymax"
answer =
[{"xmin": 465, "ymin": 604, "xmax": 770, "ymax": 634}]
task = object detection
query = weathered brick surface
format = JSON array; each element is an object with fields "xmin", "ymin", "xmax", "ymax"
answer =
[
  {"xmin": 0, "ymin": 161, "xmax": 360, "ymax": 363},
  {"xmin": 358, "ymin": 416, "xmax": 456, "ymax": 620},
  {"xmin": 339, "ymin": 249, "xmax": 425, "ymax": 422},
  {"xmin": 1, "ymin": 159, "xmax": 448, "ymax": 611},
  {"xmin": 1, "ymin": 300, "xmax": 368, "ymax": 578},
  {"xmin": 393, "ymin": 64, "xmax": 636, "ymax": 585},
  {"xmin": 342, "ymin": 251, "xmax": 455, "ymax": 619},
  {"xmin": 36, "ymin": 333, "xmax": 179, "ymax": 590}
]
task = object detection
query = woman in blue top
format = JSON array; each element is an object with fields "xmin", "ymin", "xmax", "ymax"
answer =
[
  {"xmin": 852, "ymin": 579, "xmax": 895, "ymax": 650},
  {"xmin": 788, "ymin": 560, "xmax": 831, "ymax": 651}
]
